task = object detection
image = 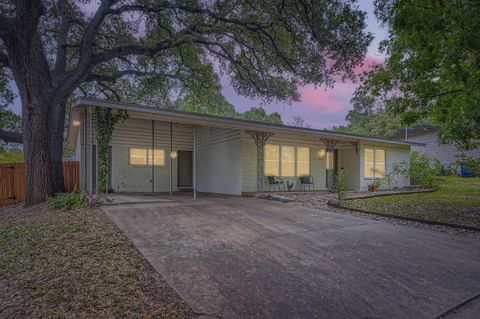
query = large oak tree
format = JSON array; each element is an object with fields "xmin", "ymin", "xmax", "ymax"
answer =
[{"xmin": 0, "ymin": 0, "xmax": 372, "ymax": 205}]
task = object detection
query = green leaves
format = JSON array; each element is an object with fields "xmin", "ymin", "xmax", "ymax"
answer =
[
  {"xmin": 93, "ymin": 107, "xmax": 128, "ymax": 195},
  {"xmin": 357, "ymin": 0, "xmax": 480, "ymax": 150}
]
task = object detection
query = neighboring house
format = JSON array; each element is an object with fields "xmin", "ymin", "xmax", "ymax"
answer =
[
  {"xmin": 393, "ymin": 126, "xmax": 480, "ymax": 169},
  {"xmin": 67, "ymin": 98, "xmax": 421, "ymax": 195}
]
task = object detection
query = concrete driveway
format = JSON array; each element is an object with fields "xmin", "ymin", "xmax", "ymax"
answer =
[{"xmin": 103, "ymin": 198, "xmax": 480, "ymax": 319}]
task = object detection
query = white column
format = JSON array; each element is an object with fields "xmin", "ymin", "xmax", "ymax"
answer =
[{"xmin": 169, "ymin": 122, "xmax": 173, "ymax": 196}]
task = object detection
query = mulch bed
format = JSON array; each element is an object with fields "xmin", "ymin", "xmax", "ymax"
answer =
[{"xmin": 0, "ymin": 204, "xmax": 196, "ymax": 319}]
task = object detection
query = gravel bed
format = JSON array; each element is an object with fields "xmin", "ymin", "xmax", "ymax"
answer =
[{"xmin": 286, "ymin": 192, "xmax": 480, "ymax": 239}]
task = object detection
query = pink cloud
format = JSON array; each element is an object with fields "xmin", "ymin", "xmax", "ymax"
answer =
[{"xmin": 298, "ymin": 85, "xmax": 345, "ymax": 114}]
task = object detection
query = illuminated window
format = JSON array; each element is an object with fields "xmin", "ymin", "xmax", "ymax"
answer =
[
  {"xmin": 375, "ymin": 149, "xmax": 385, "ymax": 178},
  {"xmin": 264, "ymin": 144, "xmax": 280, "ymax": 176},
  {"xmin": 130, "ymin": 148, "xmax": 165, "ymax": 166},
  {"xmin": 364, "ymin": 147, "xmax": 385, "ymax": 178},
  {"xmin": 281, "ymin": 146, "xmax": 295, "ymax": 176},
  {"xmin": 149, "ymin": 149, "xmax": 165, "ymax": 166},
  {"xmin": 264, "ymin": 144, "xmax": 310, "ymax": 177},
  {"xmin": 296, "ymin": 147, "xmax": 310, "ymax": 176},
  {"xmin": 130, "ymin": 148, "xmax": 148, "ymax": 165}
]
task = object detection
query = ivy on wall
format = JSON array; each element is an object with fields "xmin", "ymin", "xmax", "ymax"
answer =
[{"xmin": 93, "ymin": 107, "xmax": 128, "ymax": 195}]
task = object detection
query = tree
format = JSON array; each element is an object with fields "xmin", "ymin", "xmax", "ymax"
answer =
[
  {"xmin": 288, "ymin": 116, "xmax": 311, "ymax": 128},
  {"xmin": 355, "ymin": 0, "xmax": 480, "ymax": 149},
  {"xmin": 0, "ymin": 0, "xmax": 372, "ymax": 205},
  {"xmin": 239, "ymin": 107, "xmax": 283, "ymax": 124},
  {"xmin": 333, "ymin": 97, "xmax": 431, "ymax": 137}
]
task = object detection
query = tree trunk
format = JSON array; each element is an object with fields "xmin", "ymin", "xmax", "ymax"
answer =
[
  {"xmin": 50, "ymin": 99, "xmax": 67, "ymax": 193},
  {"xmin": 22, "ymin": 99, "xmax": 54, "ymax": 205}
]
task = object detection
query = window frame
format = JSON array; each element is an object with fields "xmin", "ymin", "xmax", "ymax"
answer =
[
  {"xmin": 264, "ymin": 144, "xmax": 311, "ymax": 177},
  {"xmin": 129, "ymin": 147, "xmax": 166, "ymax": 166},
  {"xmin": 363, "ymin": 147, "xmax": 386, "ymax": 179}
]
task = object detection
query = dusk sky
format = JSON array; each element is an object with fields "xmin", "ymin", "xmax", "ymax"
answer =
[
  {"xmin": 9, "ymin": 1, "xmax": 387, "ymax": 130},
  {"xmin": 221, "ymin": 1, "xmax": 387, "ymax": 129}
]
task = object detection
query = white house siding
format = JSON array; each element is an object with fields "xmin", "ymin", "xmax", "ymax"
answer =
[
  {"xmin": 359, "ymin": 142, "xmax": 410, "ymax": 191},
  {"xmin": 241, "ymin": 131, "xmax": 327, "ymax": 192},
  {"xmin": 81, "ymin": 109, "xmax": 194, "ymax": 193},
  {"xmin": 338, "ymin": 147, "xmax": 360, "ymax": 191},
  {"xmin": 196, "ymin": 127, "xmax": 242, "ymax": 195},
  {"xmin": 407, "ymin": 131, "xmax": 480, "ymax": 168}
]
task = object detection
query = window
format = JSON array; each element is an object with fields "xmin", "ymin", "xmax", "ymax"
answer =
[
  {"xmin": 130, "ymin": 148, "xmax": 148, "ymax": 165},
  {"xmin": 281, "ymin": 146, "xmax": 295, "ymax": 176},
  {"xmin": 364, "ymin": 147, "xmax": 385, "ymax": 178},
  {"xmin": 264, "ymin": 144, "xmax": 310, "ymax": 177},
  {"xmin": 264, "ymin": 144, "xmax": 280, "ymax": 176},
  {"xmin": 296, "ymin": 147, "xmax": 310, "ymax": 176},
  {"xmin": 129, "ymin": 148, "xmax": 165, "ymax": 166},
  {"xmin": 375, "ymin": 149, "xmax": 385, "ymax": 178}
]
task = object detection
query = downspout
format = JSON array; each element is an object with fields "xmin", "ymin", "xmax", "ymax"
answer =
[
  {"xmin": 152, "ymin": 120, "xmax": 155, "ymax": 193},
  {"xmin": 193, "ymin": 127, "xmax": 197, "ymax": 200}
]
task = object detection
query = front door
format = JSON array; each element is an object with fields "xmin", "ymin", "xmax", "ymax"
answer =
[{"xmin": 177, "ymin": 150, "xmax": 193, "ymax": 189}]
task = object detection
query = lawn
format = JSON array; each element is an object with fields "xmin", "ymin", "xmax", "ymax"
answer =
[
  {"xmin": 343, "ymin": 177, "xmax": 480, "ymax": 228},
  {"xmin": 0, "ymin": 204, "xmax": 196, "ymax": 318}
]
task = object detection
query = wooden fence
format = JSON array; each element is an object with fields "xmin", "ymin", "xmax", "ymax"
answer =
[{"xmin": 0, "ymin": 161, "xmax": 79, "ymax": 206}]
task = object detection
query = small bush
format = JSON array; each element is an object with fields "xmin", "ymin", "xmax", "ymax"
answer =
[
  {"xmin": 334, "ymin": 169, "xmax": 348, "ymax": 200},
  {"xmin": 393, "ymin": 151, "xmax": 439, "ymax": 187},
  {"xmin": 461, "ymin": 155, "xmax": 480, "ymax": 175},
  {"xmin": 47, "ymin": 190, "xmax": 88, "ymax": 211}
]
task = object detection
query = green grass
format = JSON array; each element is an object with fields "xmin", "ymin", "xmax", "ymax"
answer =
[{"xmin": 343, "ymin": 177, "xmax": 480, "ymax": 228}]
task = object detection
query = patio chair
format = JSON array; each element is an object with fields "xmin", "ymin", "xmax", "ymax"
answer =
[
  {"xmin": 299, "ymin": 175, "xmax": 314, "ymax": 191},
  {"xmin": 266, "ymin": 175, "xmax": 286, "ymax": 192}
]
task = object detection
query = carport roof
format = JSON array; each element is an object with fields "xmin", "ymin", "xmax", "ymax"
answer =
[{"xmin": 67, "ymin": 97, "xmax": 425, "ymax": 149}]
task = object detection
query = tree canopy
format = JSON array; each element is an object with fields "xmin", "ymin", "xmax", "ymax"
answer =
[
  {"xmin": 0, "ymin": 0, "xmax": 372, "ymax": 204},
  {"xmin": 333, "ymin": 97, "xmax": 431, "ymax": 138},
  {"xmin": 355, "ymin": 0, "xmax": 480, "ymax": 149}
]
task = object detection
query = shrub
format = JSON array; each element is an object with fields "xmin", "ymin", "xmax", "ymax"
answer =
[
  {"xmin": 461, "ymin": 155, "xmax": 480, "ymax": 175},
  {"xmin": 393, "ymin": 151, "xmax": 438, "ymax": 187},
  {"xmin": 47, "ymin": 190, "xmax": 88, "ymax": 211},
  {"xmin": 334, "ymin": 169, "xmax": 348, "ymax": 200}
]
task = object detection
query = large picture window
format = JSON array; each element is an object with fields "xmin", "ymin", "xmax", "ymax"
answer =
[
  {"xmin": 264, "ymin": 144, "xmax": 280, "ymax": 176},
  {"xmin": 264, "ymin": 144, "xmax": 310, "ymax": 177},
  {"xmin": 296, "ymin": 147, "xmax": 310, "ymax": 176},
  {"xmin": 364, "ymin": 147, "xmax": 385, "ymax": 178},
  {"xmin": 281, "ymin": 146, "xmax": 295, "ymax": 176},
  {"xmin": 129, "ymin": 148, "xmax": 165, "ymax": 166}
]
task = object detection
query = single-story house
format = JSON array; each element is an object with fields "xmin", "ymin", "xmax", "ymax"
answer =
[
  {"xmin": 393, "ymin": 125, "xmax": 480, "ymax": 169},
  {"xmin": 67, "ymin": 97, "xmax": 422, "ymax": 196}
]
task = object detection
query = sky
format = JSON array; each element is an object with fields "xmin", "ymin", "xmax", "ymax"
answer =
[
  {"xmin": 220, "ymin": 1, "xmax": 388, "ymax": 129},
  {"xmin": 9, "ymin": 1, "xmax": 387, "ymax": 130}
]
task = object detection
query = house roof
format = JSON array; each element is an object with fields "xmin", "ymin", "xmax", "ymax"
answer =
[
  {"xmin": 67, "ymin": 97, "xmax": 425, "ymax": 149},
  {"xmin": 391, "ymin": 125, "xmax": 440, "ymax": 140}
]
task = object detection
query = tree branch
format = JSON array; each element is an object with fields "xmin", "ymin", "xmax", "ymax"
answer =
[
  {"xmin": 52, "ymin": 0, "xmax": 71, "ymax": 81},
  {"xmin": 0, "ymin": 129, "xmax": 22, "ymax": 144}
]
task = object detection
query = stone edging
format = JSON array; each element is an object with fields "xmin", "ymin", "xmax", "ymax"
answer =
[
  {"xmin": 343, "ymin": 188, "xmax": 437, "ymax": 200},
  {"xmin": 327, "ymin": 191, "xmax": 480, "ymax": 232}
]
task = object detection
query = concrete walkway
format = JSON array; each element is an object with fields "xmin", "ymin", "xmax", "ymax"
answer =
[{"xmin": 103, "ymin": 198, "xmax": 480, "ymax": 319}]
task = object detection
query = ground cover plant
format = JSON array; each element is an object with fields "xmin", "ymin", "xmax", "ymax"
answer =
[
  {"xmin": 343, "ymin": 177, "xmax": 480, "ymax": 228},
  {"xmin": 0, "ymin": 204, "xmax": 196, "ymax": 318}
]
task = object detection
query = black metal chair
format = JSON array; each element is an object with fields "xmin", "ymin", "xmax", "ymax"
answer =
[
  {"xmin": 299, "ymin": 175, "xmax": 314, "ymax": 191},
  {"xmin": 266, "ymin": 175, "xmax": 286, "ymax": 192}
]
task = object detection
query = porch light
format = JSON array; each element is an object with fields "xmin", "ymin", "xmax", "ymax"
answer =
[
  {"xmin": 170, "ymin": 151, "xmax": 177, "ymax": 159},
  {"xmin": 72, "ymin": 120, "xmax": 81, "ymax": 126},
  {"xmin": 317, "ymin": 149, "xmax": 326, "ymax": 160}
]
